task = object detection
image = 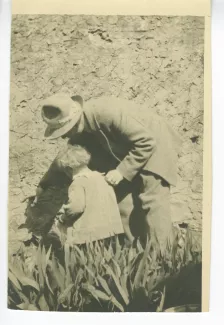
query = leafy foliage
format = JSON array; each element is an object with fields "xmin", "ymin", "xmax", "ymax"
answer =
[{"xmin": 8, "ymin": 230, "xmax": 201, "ymax": 312}]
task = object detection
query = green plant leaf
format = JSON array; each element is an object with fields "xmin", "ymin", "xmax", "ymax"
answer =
[
  {"xmin": 94, "ymin": 289, "xmax": 110, "ymax": 301},
  {"xmin": 45, "ymin": 245, "xmax": 52, "ymax": 266},
  {"xmin": 94, "ymin": 240, "xmax": 101, "ymax": 255},
  {"xmin": 74, "ymin": 269, "xmax": 84, "ymax": 287},
  {"xmin": 82, "ymin": 283, "xmax": 100, "ymax": 303},
  {"xmin": 104, "ymin": 247, "xmax": 112, "ymax": 263},
  {"xmin": 8, "ymin": 270, "xmax": 22, "ymax": 291},
  {"xmin": 49, "ymin": 258, "xmax": 64, "ymax": 290},
  {"xmin": 94, "ymin": 250, "xmax": 103, "ymax": 271},
  {"xmin": 142, "ymin": 260, "xmax": 150, "ymax": 287},
  {"xmin": 114, "ymin": 236, "xmax": 121, "ymax": 261},
  {"xmin": 133, "ymin": 238, "xmax": 151, "ymax": 289},
  {"xmin": 129, "ymin": 251, "xmax": 142, "ymax": 275},
  {"xmin": 36, "ymin": 245, "xmax": 45, "ymax": 288},
  {"xmin": 9, "ymin": 279, "xmax": 30, "ymax": 305},
  {"xmin": 64, "ymin": 243, "xmax": 70, "ymax": 271},
  {"xmin": 128, "ymin": 247, "xmax": 134, "ymax": 264},
  {"xmin": 108, "ymin": 240, "xmax": 114, "ymax": 255},
  {"xmin": 112, "ymin": 258, "xmax": 122, "ymax": 278},
  {"xmin": 127, "ymin": 274, "xmax": 134, "ymax": 299},
  {"xmin": 84, "ymin": 265, "xmax": 96, "ymax": 281},
  {"xmin": 163, "ymin": 304, "xmax": 201, "ymax": 312},
  {"xmin": 74, "ymin": 245, "xmax": 87, "ymax": 265},
  {"xmin": 58, "ymin": 263, "xmax": 66, "ymax": 280},
  {"xmin": 58, "ymin": 283, "xmax": 74, "ymax": 303},
  {"xmin": 45, "ymin": 273, "xmax": 53, "ymax": 294},
  {"xmin": 136, "ymin": 239, "xmax": 144, "ymax": 253},
  {"xmin": 110, "ymin": 296, "xmax": 125, "ymax": 312},
  {"xmin": 27, "ymin": 304, "xmax": 39, "ymax": 311},
  {"xmin": 9, "ymin": 263, "xmax": 24, "ymax": 279},
  {"xmin": 41, "ymin": 245, "xmax": 47, "ymax": 276},
  {"xmin": 120, "ymin": 265, "xmax": 129, "ymax": 298},
  {"xmin": 105, "ymin": 265, "xmax": 129, "ymax": 305},
  {"xmin": 38, "ymin": 294, "xmax": 49, "ymax": 311},
  {"xmin": 97, "ymin": 275, "xmax": 112, "ymax": 296},
  {"xmin": 156, "ymin": 286, "xmax": 166, "ymax": 312},
  {"xmin": 19, "ymin": 276, "xmax": 40, "ymax": 291},
  {"xmin": 17, "ymin": 302, "xmax": 29, "ymax": 310},
  {"xmin": 73, "ymin": 291, "xmax": 79, "ymax": 308},
  {"xmin": 9, "ymin": 264, "xmax": 40, "ymax": 291},
  {"xmin": 70, "ymin": 247, "xmax": 77, "ymax": 269}
]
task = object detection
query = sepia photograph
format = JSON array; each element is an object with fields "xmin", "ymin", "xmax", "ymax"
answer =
[{"xmin": 8, "ymin": 14, "xmax": 204, "ymax": 312}]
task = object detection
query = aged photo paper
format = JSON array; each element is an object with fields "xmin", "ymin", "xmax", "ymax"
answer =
[{"xmin": 8, "ymin": 0, "xmax": 211, "ymax": 313}]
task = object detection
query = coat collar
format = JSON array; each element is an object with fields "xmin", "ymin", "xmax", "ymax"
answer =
[
  {"xmin": 83, "ymin": 103, "xmax": 101, "ymax": 132},
  {"xmin": 72, "ymin": 170, "xmax": 93, "ymax": 180}
]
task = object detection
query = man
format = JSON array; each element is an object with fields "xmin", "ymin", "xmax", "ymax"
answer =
[{"xmin": 37, "ymin": 93, "xmax": 182, "ymax": 252}]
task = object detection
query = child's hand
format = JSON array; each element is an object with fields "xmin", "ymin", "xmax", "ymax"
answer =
[
  {"xmin": 54, "ymin": 218, "xmax": 68, "ymax": 239},
  {"xmin": 31, "ymin": 186, "xmax": 44, "ymax": 207},
  {"xmin": 57, "ymin": 206, "xmax": 65, "ymax": 215},
  {"xmin": 56, "ymin": 206, "xmax": 66, "ymax": 223},
  {"xmin": 105, "ymin": 170, "xmax": 123, "ymax": 186},
  {"xmin": 56, "ymin": 204, "xmax": 72, "ymax": 224}
]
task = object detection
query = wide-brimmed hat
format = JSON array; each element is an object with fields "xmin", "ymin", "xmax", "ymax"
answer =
[{"xmin": 41, "ymin": 93, "xmax": 83, "ymax": 139}]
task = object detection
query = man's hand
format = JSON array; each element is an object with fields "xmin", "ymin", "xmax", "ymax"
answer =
[{"xmin": 105, "ymin": 169, "xmax": 124, "ymax": 186}]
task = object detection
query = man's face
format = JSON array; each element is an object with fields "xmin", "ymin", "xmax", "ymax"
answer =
[
  {"xmin": 61, "ymin": 127, "xmax": 76, "ymax": 139},
  {"xmin": 61, "ymin": 117, "xmax": 84, "ymax": 140}
]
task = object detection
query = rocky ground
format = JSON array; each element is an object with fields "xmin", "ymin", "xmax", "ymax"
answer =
[{"xmin": 9, "ymin": 15, "xmax": 204, "ymax": 250}]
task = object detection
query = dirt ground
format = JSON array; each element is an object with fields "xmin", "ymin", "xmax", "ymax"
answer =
[{"xmin": 8, "ymin": 15, "xmax": 204, "ymax": 250}]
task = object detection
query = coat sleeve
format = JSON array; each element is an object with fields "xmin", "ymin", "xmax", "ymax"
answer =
[
  {"xmin": 38, "ymin": 159, "xmax": 59, "ymax": 189},
  {"xmin": 98, "ymin": 107, "xmax": 156, "ymax": 182},
  {"xmin": 38, "ymin": 148, "xmax": 72, "ymax": 189}
]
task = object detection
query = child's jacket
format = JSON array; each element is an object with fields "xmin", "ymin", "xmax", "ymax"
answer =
[{"xmin": 60, "ymin": 170, "xmax": 124, "ymax": 245}]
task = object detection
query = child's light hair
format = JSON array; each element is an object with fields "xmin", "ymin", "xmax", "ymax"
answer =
[{"xmin": 56, "ymin": 144, "xmax": 91, "ymax": 172}]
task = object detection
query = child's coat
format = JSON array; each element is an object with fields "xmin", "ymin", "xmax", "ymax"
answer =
[{"xmin": 58, "ymin": 170, "xmax": 124, "ymax": 245}]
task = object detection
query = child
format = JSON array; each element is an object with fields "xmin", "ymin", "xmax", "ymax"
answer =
[{"xmin": 53, "ymin": 144, "xmax": 124, "ymax": 246}]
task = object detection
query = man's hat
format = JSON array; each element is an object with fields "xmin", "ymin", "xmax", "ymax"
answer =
[{"xmin": 41, "ymin": 93, "xmax": 83, "ymax": 139}]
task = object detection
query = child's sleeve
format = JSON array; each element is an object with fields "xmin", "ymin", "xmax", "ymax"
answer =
[{"xmin": 61, "ymin": 185, "xmax": 86, "ymax": 224}]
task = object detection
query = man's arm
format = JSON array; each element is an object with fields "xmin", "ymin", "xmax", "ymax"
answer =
[{"xmin": 99, "ymin": 108, "xmax": 156, "ymax": 182}]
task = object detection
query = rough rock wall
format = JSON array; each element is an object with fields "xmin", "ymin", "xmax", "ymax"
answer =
[{"xmin": 9, "ymin": 15, "xmax": 204, "ymax": 244}]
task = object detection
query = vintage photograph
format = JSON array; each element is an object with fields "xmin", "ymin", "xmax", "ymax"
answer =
[{"xmin": 8, "ymin": 15, "xmax": 204, "ymax": 312}]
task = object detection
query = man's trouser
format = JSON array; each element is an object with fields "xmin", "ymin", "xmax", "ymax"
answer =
[{"xmin": 115, "ymin": 171, "xmax": 173, "ymax": 253}]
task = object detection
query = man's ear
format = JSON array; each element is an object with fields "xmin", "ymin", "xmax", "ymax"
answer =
[{"xmin": 71, "ymin": 95, "xmax": 83, "ymax": 107}]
